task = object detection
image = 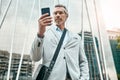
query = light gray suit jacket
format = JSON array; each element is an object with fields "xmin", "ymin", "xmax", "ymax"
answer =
[{"xmin": 30, "ymin": 26, "xmax": 89, "ymax": 80}]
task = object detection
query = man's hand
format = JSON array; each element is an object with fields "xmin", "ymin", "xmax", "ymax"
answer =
[{"xmin": 38, "ymin": 13, "xmax": 52, "ymax": 37}]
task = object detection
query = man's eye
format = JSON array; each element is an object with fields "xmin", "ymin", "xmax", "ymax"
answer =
[
  {"xmin": 54, "ymin": 12, "xmax": 57, "ymax": 15},
  {"xmin": 54, "ymin": 12, "xmax": 64, "ymax": 15},
  {"xmin": 59, "ymin": 12, "xmax": 63, "ymax": 14}
]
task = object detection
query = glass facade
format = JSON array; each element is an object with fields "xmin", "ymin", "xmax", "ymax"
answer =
[
  {"xmin": 0, "ymin": 50, "xmax": 32, "ymax": 80},
  {"xmin": 79, "ymin": 32, "xmax": 106, "ymax": 80},
  {"xmin": 0, "ymin": 0, "xmax": 118, "ymax": 80},
  {"xmin": 83, "ymin": 32, "xmax": 100, "ymax": 80},
  {"xmin": 110, "ymin": 40, "xmax": 120, "ymax": 80}
]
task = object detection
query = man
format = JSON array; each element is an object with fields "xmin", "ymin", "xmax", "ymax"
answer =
[{"xmin": 30, "ymin": 4, "xmax": 89, "ymax": 80}]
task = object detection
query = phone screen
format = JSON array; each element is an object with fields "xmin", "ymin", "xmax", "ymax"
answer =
[{"xmin": 41, "ymin": 7, "xmax": 50, "ymax": 16}]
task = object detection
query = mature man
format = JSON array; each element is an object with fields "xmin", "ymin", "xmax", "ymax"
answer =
[{"xmin": 30, "ymin": 4, "xmax": 89, "ymax": 80}]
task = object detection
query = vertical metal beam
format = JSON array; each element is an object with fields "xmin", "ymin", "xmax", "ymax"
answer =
[
  {"xmin": 15, "ymin": 0, "xmax": 36, "ymax": 80},
  {"xmin": 84, "ymin": 0, "xmax": 103, "ymax": 79},
  {"xmin": 81, "ymin": 0, "xmax": 84, "ymax": 47},
  {"xmin": 93, "ymin": 0, "xmax": 118, "ymax": 80},
  {"xmin": 58, "ymin": 0, "xmax": 60, "ymax": 4},
  {"xmin": 0, "ymin": 0, "xmax": 12, "ymax": 29},
  {"xmin": 65, "ymin": 0, "xmax": 70, "ymax": 28},
  {"xmin": 93, "ymin": 0, "xmax": 109, "ymax": 79},
  {"xmin": 38, "ymin": 0, "xmax": 41, "ymax": 16},
  {"xmin": 7, "ymin": 0, "xmax": 19, "ymax": 79},
  {"xmin": 0, "ymin": 0, "xmax": 2, "ymax": 14}
]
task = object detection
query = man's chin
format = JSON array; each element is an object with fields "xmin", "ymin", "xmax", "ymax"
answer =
[
  {"xmin": 55, "ymin": 22, "xmax": 60, "ymax": 25},
  {"xmin": 56, "ymin": 23, "xmax": 61, "ymax": 26}
]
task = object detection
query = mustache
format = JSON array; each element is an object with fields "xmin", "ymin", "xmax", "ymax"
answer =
[{"xmin": 55, "ymin": 18, "xmax": 62, "ymax": 20}]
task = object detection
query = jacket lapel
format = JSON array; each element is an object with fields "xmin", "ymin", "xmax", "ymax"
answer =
[
  {"xmin": 50, "ymin": 26, "xmax": 79, "ymax": 47},
  {"xmin": 50, "ymin": 27, "xmax": 60, "ymax": 45},
  {"xmin": 64, "ymin": 32, "xmax": 79, "ymax": 48}
]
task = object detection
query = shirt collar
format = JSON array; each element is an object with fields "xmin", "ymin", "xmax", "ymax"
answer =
[{"xmin": 54, "ymin": 25, "xmax": 64, "ymax": 32}]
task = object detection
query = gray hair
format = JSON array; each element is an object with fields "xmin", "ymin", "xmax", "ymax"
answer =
[{"xmin": 55, "ymin": 4, "xmax": 68, "ymax": 15}]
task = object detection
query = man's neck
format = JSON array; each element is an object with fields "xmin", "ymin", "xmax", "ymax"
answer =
[{"xmin": 56, "ymin": 25, "xmax": 65, "ymax": 30}]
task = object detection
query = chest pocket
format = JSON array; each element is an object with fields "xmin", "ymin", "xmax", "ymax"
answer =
[
  {"xmin": 65, "ymin": 37, "xmax": 79, "ymax": 49},
  {"xmin": 50, "ymin": 38, "xmax": 58, "ymax": 47}
]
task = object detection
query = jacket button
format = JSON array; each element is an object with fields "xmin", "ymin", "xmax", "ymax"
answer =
[
  {"xmin": 63, "ymin": 57, "xmax": 66, "ymax": 59},
  {"xmin": 64, "ymin": 47, "xmax": 65, "ymax": 49}
]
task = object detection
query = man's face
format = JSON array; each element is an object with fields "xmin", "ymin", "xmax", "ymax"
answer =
[{"xmin": 53, "ymin": 7, "xmax": 68, "ymax": 26}]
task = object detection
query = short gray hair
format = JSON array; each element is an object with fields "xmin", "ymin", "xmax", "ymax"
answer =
[{"xmin": 55, "ymin": 4, "xmax": 68, "ymax": 15}]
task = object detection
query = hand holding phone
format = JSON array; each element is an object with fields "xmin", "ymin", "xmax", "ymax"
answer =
[
  {"xmin": 41, "ymin": 7, "xmax": 50, "ymax": 16},
  {"xmin": 38, "ymin": 7, "xmax": 52, "ymax": 37},
  {"xmin": 40, "ymin": 7, "xmax": 52, "ymax": 26}
]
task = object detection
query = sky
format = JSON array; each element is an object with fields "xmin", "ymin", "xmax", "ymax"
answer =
[
  {"xmin": 0, "ymin": 0, "xmax": 118, "ymax": 79},
  {"xmin": 0, "ymin": 0, "xmax": 120, "ymax": 54},
  {"xmin": 99, "ymin": 0, "xmax": 120, "ymax": 29}
]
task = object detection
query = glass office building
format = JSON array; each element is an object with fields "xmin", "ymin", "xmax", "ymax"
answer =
[
  {"xmin": 110, "ymin": 40, "xmax": 120, "ymax": 80},
  {"xmin": 0, "ymin": 0, "xmax": 118, "ymax": 80},
  {"xmin": 0, "ymin": 50, "xmax": 32, "ymax": 80},
  {"xmin": 107, "ymin": 28, "xmax": 120, "ymax": 80},
  {"xmin": 79, "ymin": 31, "xmax": 105, "ymax": 80}
]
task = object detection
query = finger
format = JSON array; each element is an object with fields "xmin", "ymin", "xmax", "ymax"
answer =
[
  {"xmin": 39, "ymin": 18, "xmax": 52, "ymax": 25},
  {"xmin": 38, "ymin": 17, "xmax": 52, "ymax": 26},
  {"xmin": 41, "ymin": 22, "xmax": 52, "ymax": 26},
  {"xmin": 38, "ymin": 16, "xmax": 52, "ymax": 24},
  {"xmin": 44, "ymin": 23, "xmax": 52, "ymax": 26},
  {"xmin": 42, "ymin": 20, "xmax": 52, "ymax": 25},
  {"xmin": 39, "ymin": 19, "xmax": 52, "ymax": 25},
  {"xmin": 41, "ymin": 16, "xmax": 52, "ymax": 22},
  {"xmin": 40, "ymin": 13, "xmax": 50, "ymax": 19},
  {"xmin": 40, "ymin": 17, "xmax": 52, "ymax": 21},
  {"xmin": 43, "ymin": 20, "xmax": 52, "ymax": 24}
]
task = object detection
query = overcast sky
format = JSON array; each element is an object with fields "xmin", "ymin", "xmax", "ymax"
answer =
[
  {"xmin": 0, "ymin": 0, "xmax": 119, "ymax": 54},
  {"xmin": 0, "ymin": 0, "xmax": 93, "ymax": 53},
  {"xmin": 0, "ymin": 0, "xmax": 118, "ymax": 79},
  {"xmin": 100, "ymin": 0, "xmax": 120, "ymax": 29}
]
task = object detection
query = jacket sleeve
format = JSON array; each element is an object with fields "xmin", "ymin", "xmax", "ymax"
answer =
[
  {"xmin": 30, "ymin": 35, "xmax": 44, "ymax": 62},
  {"xmin": 79, "ymin": 38, "xmax": 89, "ymax": 80}
]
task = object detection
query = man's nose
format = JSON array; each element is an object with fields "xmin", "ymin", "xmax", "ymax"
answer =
[
  {"xmin": 56, "ymin": 13, "xmax": 60, "ymax": 16},
  {"xmin": 56, "ymin": 13, "xmax": 60, "ymax": 18}
]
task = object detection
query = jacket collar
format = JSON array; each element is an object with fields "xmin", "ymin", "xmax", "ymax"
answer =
[
  {"xmin": 50, "ymin": 25, "xmax": 79, "ymax": 46},
  {"xmin": 50, "ymin": 25, "xmax": 65, "ymax": 40}
]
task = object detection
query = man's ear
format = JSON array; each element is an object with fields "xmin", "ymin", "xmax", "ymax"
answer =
[{"xmin": 66, "ymin": 14, "xmax": 68, "ymax": 18}]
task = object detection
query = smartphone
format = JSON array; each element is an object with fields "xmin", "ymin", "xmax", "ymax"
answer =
[{"xmin": 41, "ymin": 7, "xmax": 50, "ymax": 16}]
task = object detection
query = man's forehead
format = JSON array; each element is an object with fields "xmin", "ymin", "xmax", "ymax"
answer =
[{"xmin": 54, "ymin": 7, "xmax": 66, "ymax": 12}]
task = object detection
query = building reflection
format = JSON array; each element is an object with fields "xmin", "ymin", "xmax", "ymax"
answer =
[
  {"xmin": 0, "ymin": 30, "xmax": 119, "ymax": 80},
  {"xmin": 84, "ymin": 32, "xmax": 101, "ymax": 80},
  {"xmin": 107, "ymin": 28, "xmax": 120, "ymax": 80},
  {"xmin": 79, "ymin": 32, "xmax": 103, "ymax": 80},
  {"xmin": 0, "ymin": 50, "xmax": 32, "ymax": 80},
  {"xmin": 79, "ymin": 31, "xmax": 119, "ymax": 80}
]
